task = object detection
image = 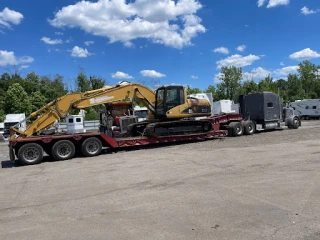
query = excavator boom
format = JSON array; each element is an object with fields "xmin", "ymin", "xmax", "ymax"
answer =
[{"xmin": 11, "ymin": 82, "xmax": 156, "ymax": 138}]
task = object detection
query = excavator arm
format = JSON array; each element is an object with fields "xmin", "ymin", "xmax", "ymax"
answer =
[{"xmin": 11, "ymin": 82, "xmax": 156, "ymax": 139}]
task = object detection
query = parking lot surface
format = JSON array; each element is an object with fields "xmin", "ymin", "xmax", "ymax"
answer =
[{"xmin": 1, "ymin": 121, "xmax": 320, "ymax": 240}]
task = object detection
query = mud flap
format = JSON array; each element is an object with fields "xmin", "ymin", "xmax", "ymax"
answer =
[{"xmin": 9, "ymin": 146, "xmax": 15, "ymax": 162}]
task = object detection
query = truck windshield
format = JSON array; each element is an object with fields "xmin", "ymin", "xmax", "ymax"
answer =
[
  {"xmin": 4, "ymin": 122, "xmax": 19, "ymax": 129},
  {"xmin": 134, "ymin": 110, "xmax": 148, "ymax": 118}
]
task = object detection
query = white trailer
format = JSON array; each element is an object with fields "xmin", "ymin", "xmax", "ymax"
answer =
[{"xmin": 288, "ymin": 99, "xmax": 320, "ymax": 119}]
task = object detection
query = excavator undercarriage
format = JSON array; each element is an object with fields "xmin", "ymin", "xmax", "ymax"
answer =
[{"xmin": 99, "ymin": 102, "xmax": 213, "ymax": 139}]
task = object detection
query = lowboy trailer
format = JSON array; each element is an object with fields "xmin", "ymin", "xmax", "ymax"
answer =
[
  {"xmin": 9, "ymin": 128, "xmax": 228, "ymax": 165},
  {"xmin": 8, "ymin": 91, "xmax": 300, "ymax": 165}
]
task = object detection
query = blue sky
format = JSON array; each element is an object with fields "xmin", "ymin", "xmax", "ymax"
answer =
[{"xmin": 0, "ymin": 0, "xmax": 320, "ymax": 90}]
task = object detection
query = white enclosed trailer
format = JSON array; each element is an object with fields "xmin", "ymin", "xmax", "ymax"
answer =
[{"xmin": 288, "ymin": 99, "xmax": 320, "ymax": 119}]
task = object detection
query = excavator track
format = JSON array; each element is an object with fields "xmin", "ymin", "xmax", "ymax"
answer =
[{"xmin": 143, "ymin": 120, "xmax": 213, "ymax": 138}]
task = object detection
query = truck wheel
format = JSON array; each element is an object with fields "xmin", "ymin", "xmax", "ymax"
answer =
[
  {"xmin": 51, "ymin": 140, "xmax": 75, "ymax": 161},
  {"xmin": 18, "ymin": 143, "xmax": 43, "ymax": 165},
  {"xmin": 243, "ymin": 121, "xmax": 255, "ymax": 135},
  {"xmin": 229, "ymin": 122, "xmax": 243, "ymax": 137},
  {"xmin": 292, "ymin": 117, "xmax": 300, "ymax": 129},
  {"xmin": 81, "ymin": 137, "xmax": 102, "ymax": 157}
]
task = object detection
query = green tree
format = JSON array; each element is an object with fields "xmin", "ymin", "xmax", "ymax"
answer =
[
  {"xmin": 240, "ymin": 80, "xmax": 258, "ymax": 95},
  {"xmin": 204, "ymin": 85, "xmax": 217, "ymax": 100},
  {"xmin": 4, "ymin": 83, "xmax": 32, "ymax": 115},
  {"xmin": 24, "ymin": 72, "xmax": 40, "ymax": 94},
  {"xmin": 76, "ymin": 68, "xmax": 91, "ymax": 92},
  {"xmin": 83, "ymin": 107, "xmax": 99, "ymax": 121},
  {"xmin": 287, "ymin": 74, "xmax": 304, "ymax": 101},
  {"xmin": 186, "ymin": 85, "xmax": 202, "ymax": 95},
  {"xmin": 0, "ymin": 109, "xmax": 5, "ymax": 122},
  {"xmin": 217, "ymin": 66, "xmax": 242, "ymax": 101},
  {"xmin": 298, "ymin": 60, "xmax": 318, "ymax": 98},
  {"xmin": 90, "ymin": 76, "xmax": 106, "ymax": 90},
  {"xmin": 30, "ymin": 91, "xmax": 47, "ymax": 112}
]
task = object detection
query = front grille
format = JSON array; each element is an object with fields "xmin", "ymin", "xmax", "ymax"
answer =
[{"xmin": 120, "ymin": 117, "xmax": 138, "ymax": 133}]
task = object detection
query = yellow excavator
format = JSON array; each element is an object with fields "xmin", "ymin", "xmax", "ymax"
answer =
[{"xmin": 10, "ymin": 81, "xmax": 212, "ymax": 139}]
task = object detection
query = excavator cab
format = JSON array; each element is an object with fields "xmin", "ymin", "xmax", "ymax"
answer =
[{"xmin": 155, "ymin": 86, "xmax": 185, "ymax": 118}]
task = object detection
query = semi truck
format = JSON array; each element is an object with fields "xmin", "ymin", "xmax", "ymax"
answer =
[
  {"xmin": 211, "ymin": 92, "xmax": 301, "ymax": 137},
  {"xmin": 3, "ymin": 113, "xmax": 26, "ymax": 140},
  {"xmin": 8, "ymin": 82, "xmax": 300, "ymax": 166}
]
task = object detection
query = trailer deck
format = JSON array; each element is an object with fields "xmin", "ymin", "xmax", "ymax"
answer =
[{"xmin": 9, "ymin": 129, "xmax": 228, "ymax": 163}]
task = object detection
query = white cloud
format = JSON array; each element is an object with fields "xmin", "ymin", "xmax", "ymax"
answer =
[
  {"xmin": 236, "ymin": 45, "xmax": 246, "ymax": 52},
  {"xmin": 213, "ymin": 47, "xmax": 229, "ymax": 55},
  {"xmin": 243, "ymin": 67, "xmax": 271, "ymax": 80},
  {"xmin": 71, "ymin": 46, "xmax": 92, "ymax": 58},
  {"xmin": 55, "ymin": 31, "xmax": 64, "ymax": 35},
  {"xmin": 191, "ymin": 75, "xmax": 198, "ymax": 79},
  {"xmin": 140, "ymin": 70, "xmax": 166, "ymax": 78},
  {"xmin": 273, "ymin": 66, "xmax": 299, "ymax": 77},
  {"xmin": 0, "ymin": 7, "xmax": 23, "ymax": 29},
  {"xmin": 280, "ymin": 62, "xmax": 285, "ymax": 66},
  {"xmin": 111, "ymin": 71, "xmax": 133, "ymax": 79},
  {"xmin": 48, "ymin": 0, "xmax": 205, "ymax": 49},
  {"xmin": 19, "ymin": 65, "xmax": 29, "ymax": 70},
  {"xmin": 216, "ymin": 54, "xmax": 261, "ymax": 69},
  {"xmin": 48, "ymin": 48, "xmax": 60, "ymax": 53},
  {"xmin": 0, "ymin": 50, "xmax": 34, "ymax": 66},
  {"xmin": 41, "ymin": 37, "xmax": 63, "ymax": 45},
  {"xmin": 257, "ymin": 0, "xmax": 290, "ymax": 8},
  {"xmin": 289, "ymin": 48, "xmax": 320, "ymax": 61},
  {"xmin": 84, "ymin": 41, "xmax": 94, "ymax": 46},
  {"xmin": 301, "ymin": 6, "xmax": 319, "ymax": 15}
]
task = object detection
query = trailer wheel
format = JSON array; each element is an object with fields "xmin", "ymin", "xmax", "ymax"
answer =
[
  {"xmin": 51, "ymin": 140, "xmax": 75, "ymax": 161},
  {"xmin": 81, "ymin": 137, "xmax": 102, "ymax": 157},
  {"xmin": 18, "ymin": 143, "xmax": 43, "ymax": 165},
  {"xmin": 243, "ymin": 121, "xmax": 255, "ymax": 135},
  {"xmin": 228, "ymin": 122, "xmax": 243, "ymax": 137}
]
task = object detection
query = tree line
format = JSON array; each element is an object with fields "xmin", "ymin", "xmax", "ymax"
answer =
[
  {"xmin": 0, "ymin": 60, "xmax": 319, "ymax": 122},
  {"xmin": 0, "ymin": 68, "xmax": 107, "ymax": 122},
  {"xmin": 186, "ymin": 60, "xmax": 320, "ymax": 105}
]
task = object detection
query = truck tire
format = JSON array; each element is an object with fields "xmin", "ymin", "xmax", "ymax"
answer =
[
  {"xmin": 18, "ymin": 143, "xmax": 43, "ymax": 165},
  {"xmin": 292, "ymin": 117, "xmax": 300, "ymax": 129},
  {"xmin": 228, "ymin": 122, "xmax": 243, "ymax": 137},
  {"xmin": 243, "ymin": 120, "xmax": 255, "ymax": 135},
  {"xmin": 51, "ymin": 140, "xmax": 75, "ymax": 161},
  {"xmin": 81, "ymin": 137, "xmax": 102, "ymax": 157}
]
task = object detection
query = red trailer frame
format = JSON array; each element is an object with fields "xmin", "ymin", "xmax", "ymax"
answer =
[
  {"xmin": 9, "ymin": 128, "xmax": 228, "ymax": 163},
  {"xmin": 7, "ymin": 112, "xmax": 248, "ymax": 165}
]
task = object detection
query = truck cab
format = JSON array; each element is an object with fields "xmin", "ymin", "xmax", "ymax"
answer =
[
  {"xmin": 239, "ymin": 92, "xmax": 300, "ymax": 130},
  {"xmin": 133, "ymin": 106, "xmax": 149, "ymax": 122},
  {"xmin": 3, "ymin": 114, "xmax": 26, "ymax": 139}
]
